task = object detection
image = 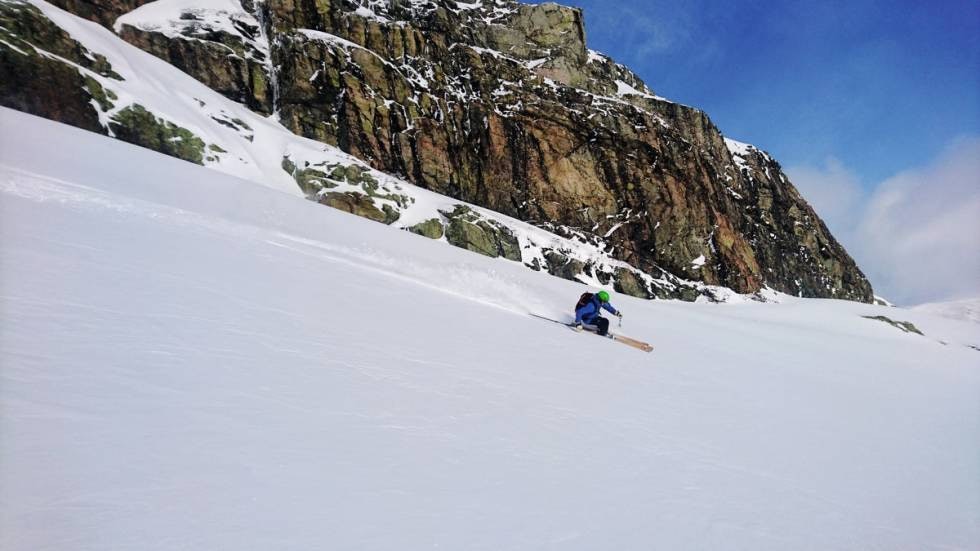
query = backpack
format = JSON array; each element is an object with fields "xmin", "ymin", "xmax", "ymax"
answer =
[{"xmin": 574, "ymin": 292, "xmax": 594, "ymax": 312}]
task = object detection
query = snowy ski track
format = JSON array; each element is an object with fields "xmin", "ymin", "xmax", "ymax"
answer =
[{"xmin": 1, "ymin": 108, "xmax": 979, "ymax": 550}]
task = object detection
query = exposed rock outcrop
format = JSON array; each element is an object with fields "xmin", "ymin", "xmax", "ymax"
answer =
[
  {"xmin": 0, "ymin": 1, "xmax": 211, "ymax": 165},
  {"xmin": 319, "ymin": 191, "xmax": 390, "ymax": 223},
  {"xmin": 257, "ymin": 0, "xmax": 872, "ymax": 301},
  {"xmin": 862, "ymin": 315, "xmax": 924, "ymax": 336},
  {"xmin": 408, "ymin": 218, "xmax": 444, "ymax": 240},
  {"xmin": 46, "ymin": 0, "xmax": 151, "ymax": 28},
  {"xmin": 109, "ymin": 104, "xmax": 206, "ymax": 164},
  {"xmin": 0, "ymin": 0, "xmax": 118, "ymax": 132},
  {"xmin": 441, "ymin": 205, "xmax": 520, "ymax": 261},
  {"xmin": 1, "ymin": 0, "xmax": 874, "ymax": 302},
  {"xmin": 115, "ymin": 2, "xmax": 273, "ymax": 113}
]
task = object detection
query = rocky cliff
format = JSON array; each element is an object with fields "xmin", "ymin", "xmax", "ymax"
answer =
[{"xmin": 1, "ymin": 0, "xmax": 874, "ymax": 301}]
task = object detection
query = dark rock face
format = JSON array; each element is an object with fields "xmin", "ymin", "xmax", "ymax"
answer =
[
  {"xmin": 254, "ymin": 0, "xmax": 872, "ymax": 301},
  {"xmin": 2, "ymin": 0, "xmax": 874, "ymax": 302},
  {"xmin": 0, "ymin": 0, "xmax": 119, "ymax": 132},
  {"xmin": 109, "ymin": 105, "xmax": 207, "ymax": 164},
  {"xmin": 116, "ymin": 6, "xmax": 273, "ymax": 114},
  {"xmin": 0, "ymin": 2, "xmax": 212, "ymax": 166},
  {"xmin": 46, "ymin": 0, "xmax": 152, "ymax": 29},
  {"xmin": 543, "ymin": 251, "xmax": 586, "ymax": 283},
  {"xmin": 0, "ymin": 44, "xmax": 104, "ymax": 132}
]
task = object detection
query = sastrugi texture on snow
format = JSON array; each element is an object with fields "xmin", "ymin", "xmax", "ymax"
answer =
[{"xmin": 0, "ymin": 0, "xmax": 873, "ymax": 302}]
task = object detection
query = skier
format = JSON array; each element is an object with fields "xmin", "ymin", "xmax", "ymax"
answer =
[{"xmin": 573, "ymin": 290, "xmax": 622, "ymax": 336}]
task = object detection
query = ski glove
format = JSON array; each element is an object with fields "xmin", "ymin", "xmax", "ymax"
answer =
[
  {"xmin": 616, "ymin": 311, "xmax": 623, "ymax": 319},
  {"xmin": 573, "ymin": 322, "xmax": 584, "ymax": 332}
]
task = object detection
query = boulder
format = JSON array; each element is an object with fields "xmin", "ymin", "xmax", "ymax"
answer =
[
  {"xmin": 109, "ymin": 105, "xmax": 206, "ymax": 165},
  {"xmin": 544, "ymin": 250, "xmax": 585, "ymax": 281},
  {"xmin": 441, "ymin": 205, "xmax": 521, "ymax": 261},
  {"xmin": 613, "ymin": 268, "xmax": 651, "ymax": 299},
  {"xmin": 409, "ymin": 218, "xmax": 445, "ymax": 240},
  {"xmin": 319, "ymin": 192, "xmax": 388, "ymax": 223}
]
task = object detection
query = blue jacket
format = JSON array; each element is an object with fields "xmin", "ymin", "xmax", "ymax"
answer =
[{"xmin": 575, "ymin": 295, "xmax": 619, "ymax": 324}]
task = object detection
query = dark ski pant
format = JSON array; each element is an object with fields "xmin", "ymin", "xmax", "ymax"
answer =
[{"xmin": 586, "ymin": 316, "xmax": 610, "ymax": 336}]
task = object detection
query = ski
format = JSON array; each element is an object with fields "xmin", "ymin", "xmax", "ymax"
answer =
[
  {"xmin": 581, "ymin": 326, "xmax": 654, "ymax": 353},
  {"xmin": 529, "ymin": 313, "xmax": 654, "ymax": 353}
]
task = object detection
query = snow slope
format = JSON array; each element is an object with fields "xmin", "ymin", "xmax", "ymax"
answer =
[
  {"xmin": 2, "ymin": 108, "xmax": 979, "ymax": 550},
  {"xmin": 12, "ymin": 0, "xmax": 718, "ymax": 300},
  {"xmin": 914, "ymin": 297, "xmax": 980, "ymax": 325}
]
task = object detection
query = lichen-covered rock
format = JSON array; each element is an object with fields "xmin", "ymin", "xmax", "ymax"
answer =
[
  {"xmin": 116, "ymin": 6, "xmax": 273, "ymax": 114},
  {"xmin": 441, "ymin": 205, "xmax": 521, "ymax": 261},
  {"xmin": 251, "ymin": 0, "xmax": 875, "ymax": 301},
  {"xmin": 862, "ymin": 316, "xmax": 924, "ymax": 336},
  {"xmin": 26, "ymin": 0, "xmax": 875, "ymax": 302},
  {"xmin": 0, "ymin": 1, "xmax": 119, "ymax": 132},
  {"xmin": 2, "ymin": 0, "xmax": 121, "ymax": 78},
  {"xmin": 0, "ymin": 44, "xmax": 104, "ymax": 133},
  {"xmin": 409, "ymin": 218, "xmax": 444, "ymax": 240},
  {"xmin": 282, "ymin": 157, "xmax": 340, "ymax": 194},
  {"xmin": 614, "ymin": 268, "xmax": 651, "ymax": 299},
  {"xmin": 84, "ymin": 75, "xmax": 117, "ymax": 111},
  {"xmin": 381, "ymin": 203, "xmax": 400, "ymax": 224},
  {"xmin": 445, "ymin": 216, "xmax": 499, "ymax": 258},
  {"xmin": 543, "ymin": 250, "xmax": 586, "ymax": 282},
  {"xmin": 108, "ymin": 105, "xmax": 206, "ymax": 165},
  {"xmin": 491, "ymin": 221, "xmax": 522, "ymax": 261},
  {"xmin": 319, "ymin": 191, "xmax": 389, "ymax": 224}
]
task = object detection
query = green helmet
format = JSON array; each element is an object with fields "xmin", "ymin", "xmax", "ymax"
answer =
[{"xmin": 597, "ymin": 290, "xmax": 610, "ymax": 302}]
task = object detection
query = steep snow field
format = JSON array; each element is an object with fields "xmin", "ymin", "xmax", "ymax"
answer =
[
  {"xmin": 2, "ymin": 109, "xmax": 979, "ymax": 550},
  {"xmin": 16, "ymin": 0, "xmax": 711, "ymax": 298}
]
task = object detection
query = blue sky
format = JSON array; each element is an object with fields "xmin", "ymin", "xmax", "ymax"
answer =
[
  {"xmin": 527, "ymin": 0, "xmax": 980, "ymax": 304},
  {"xmin": 529, "ymin": 0, "xmax": 980, "ymax": 185}
]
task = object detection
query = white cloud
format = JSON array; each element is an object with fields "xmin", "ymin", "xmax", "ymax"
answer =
[
  {"xmin": 580, "ymin": 2, "xmax": 697, "ymax": 59},
  {"xmin": 787, "ymin": 157, "xmax": 865, "ymax": 238},
  {"xmin": 789, "ymin": 137, "xmax": 980, "ymax": 306},
  {"xmin": 854, "ymin": 138, "xmax": 980, "ymax": 305}
]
